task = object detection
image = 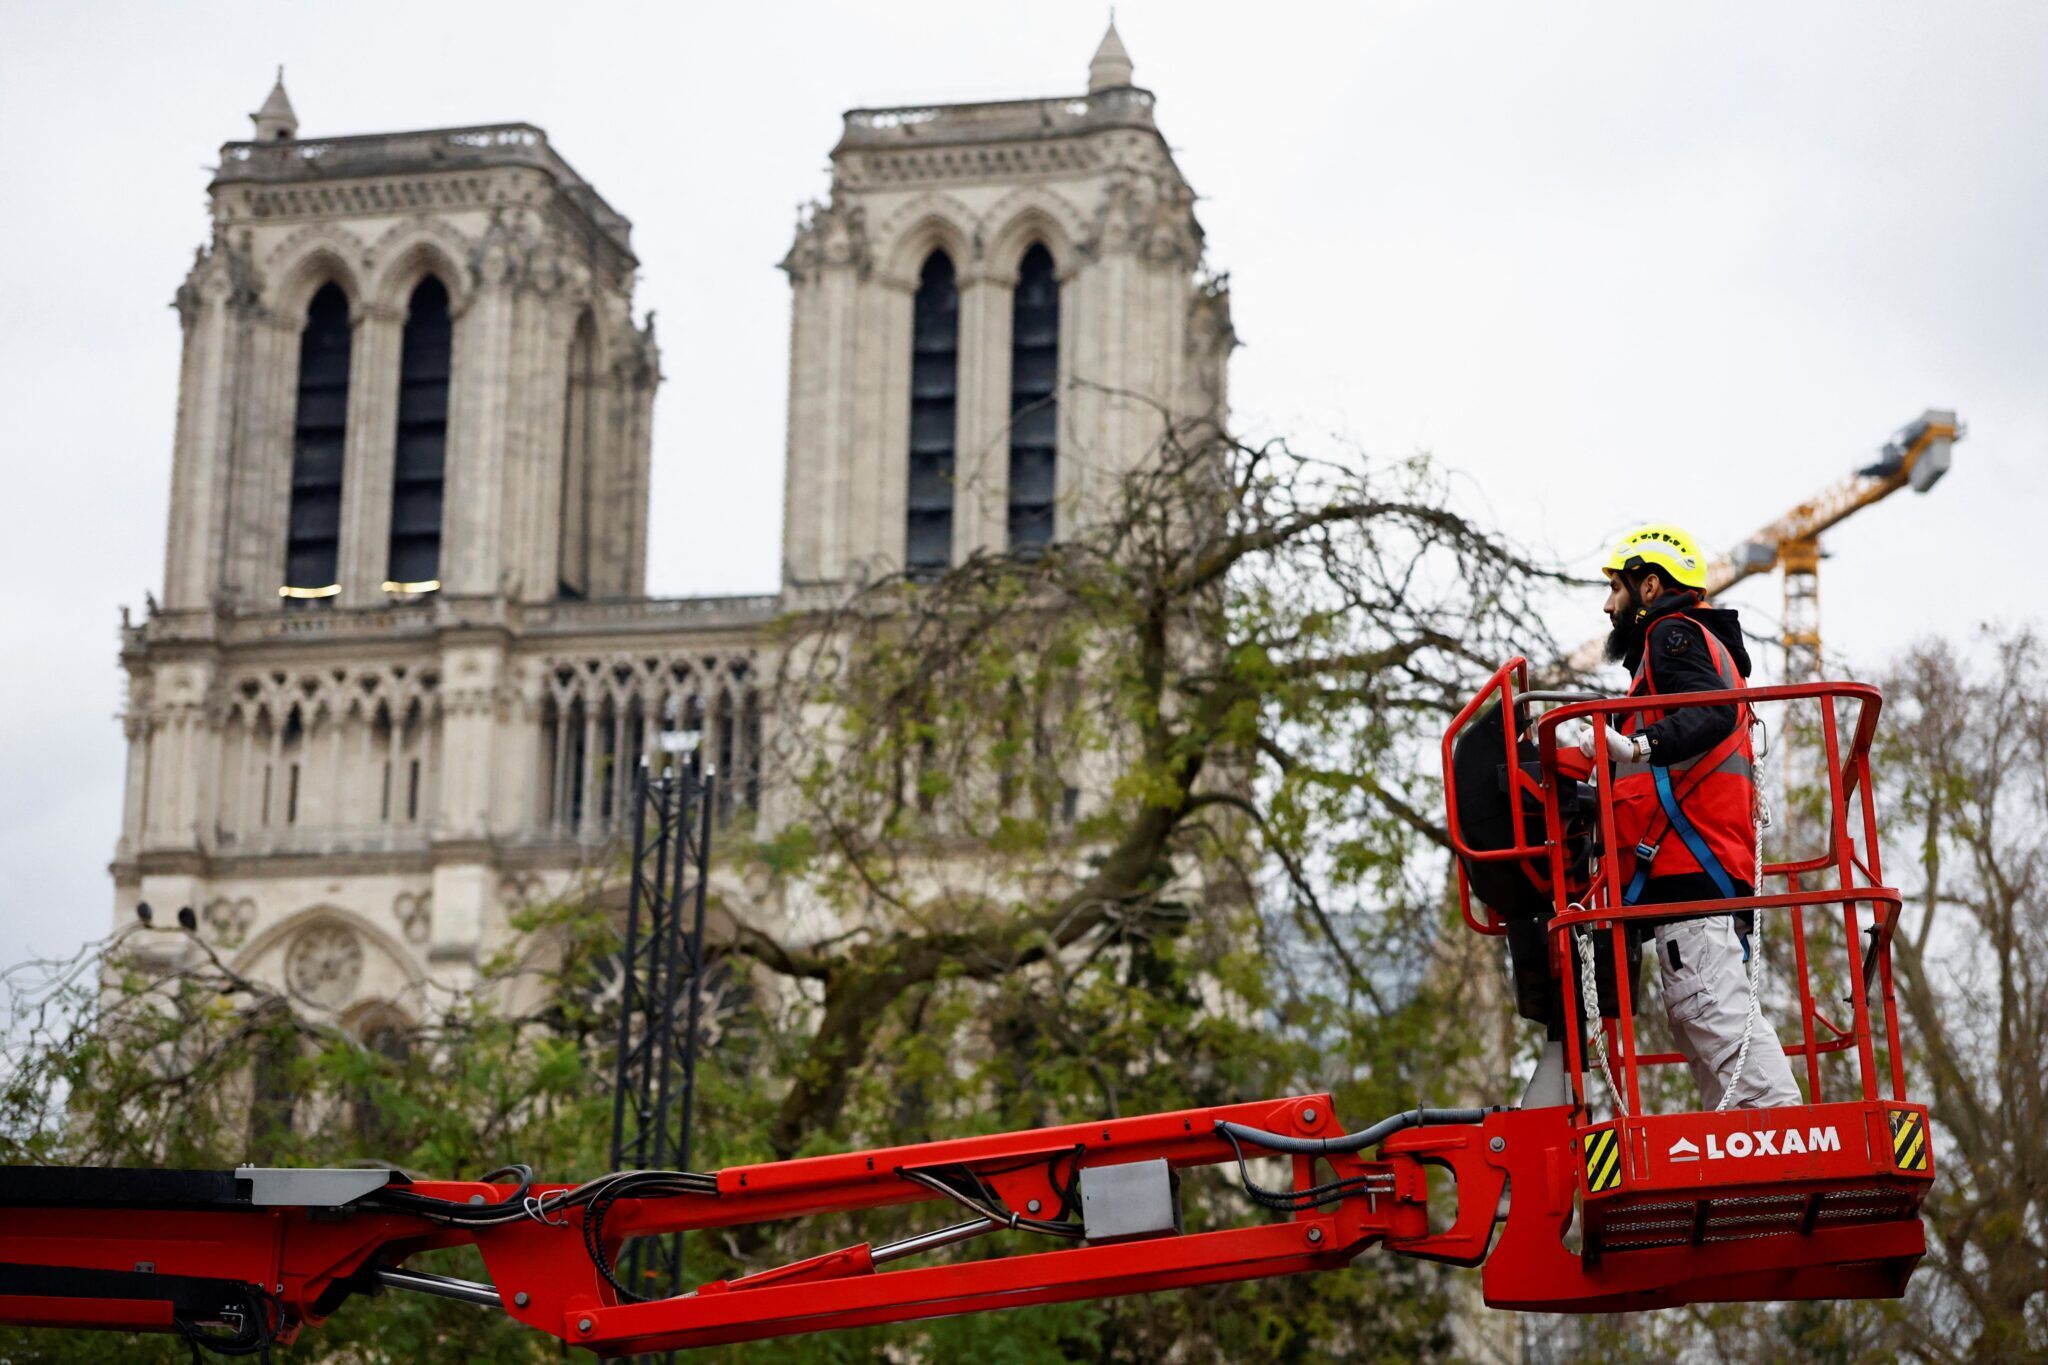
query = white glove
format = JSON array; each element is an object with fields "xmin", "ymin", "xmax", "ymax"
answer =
[{"xmin": 1578, "ymin": 726, "xmax": 1642, "ymax": 764}]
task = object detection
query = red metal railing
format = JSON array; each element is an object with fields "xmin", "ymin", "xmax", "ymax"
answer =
[
  {"xmin": 1441, "ymin": 656, "xmax": 1532, "ymax": 936},
  {"xmin": 1487, "ymin": 677, "xmax": 1909, "ymax": 1119}
]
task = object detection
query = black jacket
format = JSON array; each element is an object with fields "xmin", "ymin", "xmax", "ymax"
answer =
[{"xmin": 1622, "ymin": 591, "xmax": 1751, "ymax": 766}]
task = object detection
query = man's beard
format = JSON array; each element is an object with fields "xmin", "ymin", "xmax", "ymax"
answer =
[{"xmin": 1604, "ymin": 612, "xmax": 1645, "ymax": 664}]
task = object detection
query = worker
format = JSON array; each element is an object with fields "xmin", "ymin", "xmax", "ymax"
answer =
[{"xmin": 1576, "ymin": 523, "xmax": 1803, "ymax": 1109}]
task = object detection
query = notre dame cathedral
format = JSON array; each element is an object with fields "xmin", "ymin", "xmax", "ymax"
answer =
[{"xmin": 112, "ymin": 25, "xmax": 1233, "ymax": 1026}]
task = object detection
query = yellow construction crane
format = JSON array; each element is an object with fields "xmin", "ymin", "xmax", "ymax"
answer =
[
  {"xmin": 1570, "ymin": 409, "xmax": 1962, "ymax": 678},
  {"xmin": 1705, "ymin": 408, "xmax": 1960, "ymax": 682}
]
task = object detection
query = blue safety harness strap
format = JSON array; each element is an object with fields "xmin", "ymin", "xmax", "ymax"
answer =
[
  {"xmin": 1623, "ymin": 844, "xmax": 1656, "ymax": 905},
  {"xmin": 1622, "ymin": 765, "xmax": 1736, "ymax": 900}
]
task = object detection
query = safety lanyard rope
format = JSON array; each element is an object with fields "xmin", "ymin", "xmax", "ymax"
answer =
[{"xmin": 1573, "ymin": 912, "xmax": 1629, "ymax": 1119}]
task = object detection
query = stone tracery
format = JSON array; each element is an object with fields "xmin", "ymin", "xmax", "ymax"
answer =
[
  {"xmin": 285, "ymin": 921, "xmax": 364, "ymax": 1008},
  {"xmin": 536, "ymin": 650, "xmax": 762, "ymax": 837},
  {"xmin": 209, "ymin": 663, "xmax": 442, "ymax": 848}
]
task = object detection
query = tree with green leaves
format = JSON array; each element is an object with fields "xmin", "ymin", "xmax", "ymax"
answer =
[
  {"xmin": 3, "ymin": 417, "xmax": 1561, "ymax": 1362},
  {"xmin": 1868, "ymin": 630, "xmax": 2048, "ymax": 1362}
]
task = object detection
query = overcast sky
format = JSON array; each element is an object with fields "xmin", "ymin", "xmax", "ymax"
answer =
[{"xmin": 2, "ymin": 1, "xmax": 2044, "ymax": 972}]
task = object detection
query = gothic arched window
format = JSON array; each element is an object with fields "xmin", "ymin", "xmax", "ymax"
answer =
[
  {"xmin": 1008, "ymin": 244, "xmax": 1059, "ymax": 552},
  {"xmin": 387, "ymin": 276, "xmax": 452, "ymax": 591},
  {"xmin": 558, "ymin": 313, "xmax": 597, "ymax": 599},
  {"xmin": 283, "ymin": 283, "xmax": 352, "ymax": 598},
  {"xmin": 906, "ymin": 250, "xmax": 959, "ymax": 574}
]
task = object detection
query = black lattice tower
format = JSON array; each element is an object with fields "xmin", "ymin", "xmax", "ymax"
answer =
[{"xmin": 608, "ymin": 757, "xmax": 716, "ymax": 1309}]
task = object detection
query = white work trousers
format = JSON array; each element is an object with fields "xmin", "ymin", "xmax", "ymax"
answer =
[{"xmin": 1653, "ymin": 916, "xmax": 1803, "ymax": 1109}]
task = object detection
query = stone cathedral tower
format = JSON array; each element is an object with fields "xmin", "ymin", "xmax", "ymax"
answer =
[
  {"xmin": 780, "ymin": 23, "xmax": 1231, "ymax": 595},
  {"xmin": 114, "ymin": 30, "xmax": 1232, "ymax": 1022}
]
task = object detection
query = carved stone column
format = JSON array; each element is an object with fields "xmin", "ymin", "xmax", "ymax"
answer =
[
  {"xmin": 780, "ymin": 199, "xmax": 870, "ymax": 588},
  {"xmin": 163, "ymin": 243, "xmax": 249, "ymax": 610},
  {"xmin": 424, "ymin": 634, "xmax": 505, "ymax": 986},
  {"xmin": 432, "ymin": 638, "xmax": 504, "ymax": 843},
  {"xmin": 337, "ymin": 303, "xmax": 404, "ymax": 607},
  {"xmin": 1182, "ymin": 276, "xmax": 1235, "ymax": 422},
  {"xmin": 863, "ymin": 276, "xmax": 916, "ymax": 578},
  {"xmin": 952, "ymin": 270, "xmax": 1011, "ymax": 564},
  {"xmin": 442, "ymin": 221, "xmax": 523, "ymax": 597},
  {"xmin": 608, "ymin": 319, "xmax": 659, "ymax": 599},
  {"xmin": 489, "ymin": 664, "xmax": 545, "ymax": 839},
  {"xmin": 226, "ymin": 309, "xmax": 301, "ymax": 605},
  {"xmin": 496, "ymin": 279, "xmax": 551, "ymax": 601},
  {"xmin": 139, "ymin": 659, "xmax": 214, "ymax": 853},
  {"xmin": 515, "ymin": 297, "xmax": 574, "ymax": 605},
  {"xmin": 115, "ymin": 674, "xmax": 153, "ymax": 862},
  {"xmin": 1058, "ymin": 249, "xmax": 1110, "ymax": 520}
]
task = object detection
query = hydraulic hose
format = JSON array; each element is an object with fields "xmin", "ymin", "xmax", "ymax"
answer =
[{"xmin": 1214, "ymin": 1105, "xmax": 1510, "ymax": 1157}]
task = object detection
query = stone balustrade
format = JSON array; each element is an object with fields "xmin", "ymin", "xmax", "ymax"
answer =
[
  {"xmin": 521, "ymin": 594, "xmax": 782, "ymax": 635},
  {"xmin": 208, "ymin": 824, "xmax": 434, "ymax": 859},
  {"xmin": 838, "ymin": 87, "xmax": 1156, "ymax": 150},
  {"xmin": 123, "ymin": 594, "xmax": 783, "ymax": 652},
  {"xmin": 214, "ymin": 123, "xmax": 633, "ymax": 254}
]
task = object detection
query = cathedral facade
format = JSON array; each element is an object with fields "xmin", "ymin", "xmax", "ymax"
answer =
[{"xmin": 112, "ymin": 27, "xmax": 1233, "ymax": 1025}]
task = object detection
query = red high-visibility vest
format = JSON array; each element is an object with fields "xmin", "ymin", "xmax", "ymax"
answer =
[{"xmin": 1612, "ymin": 616, "xmax": 1758, "ymax": 891}]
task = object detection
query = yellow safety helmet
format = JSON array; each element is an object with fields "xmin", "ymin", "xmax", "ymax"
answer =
[{"xmin": 1601, "ymin": 523, "xmax": 1708, "ymax": 591}]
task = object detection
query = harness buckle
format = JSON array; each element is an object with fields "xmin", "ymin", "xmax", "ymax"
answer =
[{"xmin": 1634, "ymin": 842, "xmax": 1659, "ymax": 863}]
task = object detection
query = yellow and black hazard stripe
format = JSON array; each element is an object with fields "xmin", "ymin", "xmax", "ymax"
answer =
[
  {"xmin": 1583, "ymin": 1126, "xmax": 1623, "ymax": 1193},
  {"xmin": 1889, "ymin": 1110, "xmax": 1931, "ymax": 1172}
]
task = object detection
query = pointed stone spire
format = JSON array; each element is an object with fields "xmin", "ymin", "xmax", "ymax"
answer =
[
  {"xmin": 251, "ymin": 67, "xmax": 298, "ymax": 142},
  {"xmin": 1088, "ymin": 18, "xmax": 1134, "ymax": 92}
]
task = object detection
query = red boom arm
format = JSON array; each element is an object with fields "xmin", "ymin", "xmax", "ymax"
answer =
[
  {"xmin": 0, "ymin": 1094, "xmax": 1431, "ymax": 1356},
  {"xmin": 0, "ymin": 1089, "xmax": 1927, "ymax": 1355}
]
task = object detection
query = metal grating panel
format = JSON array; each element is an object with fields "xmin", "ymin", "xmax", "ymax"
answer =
[{"xmin": 1597, "ymin": 1180, "xmax": 1921, "ymax": 1251}]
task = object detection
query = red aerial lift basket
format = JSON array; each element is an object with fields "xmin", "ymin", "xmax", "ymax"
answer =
[{"xmin": 1440, "ymin": 657, "xmax": 1931, "ymax": 1310}]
